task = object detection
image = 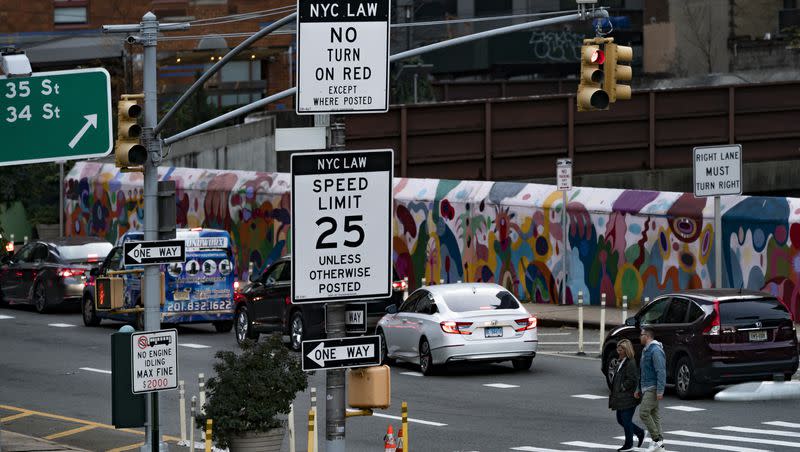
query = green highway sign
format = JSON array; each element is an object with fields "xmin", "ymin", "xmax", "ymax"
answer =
[{"xmin": 0, "ymin": 68, "xmax": 113, "ymax": 166}]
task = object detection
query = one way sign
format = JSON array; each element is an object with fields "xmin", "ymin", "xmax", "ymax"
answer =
[
  {"xmin": 123, "ymin": 240, "xmax": 186, "ymax": 267},
  {"xmin": 301, "ymin": 335, "xmax": 381, "ymax": 371}
]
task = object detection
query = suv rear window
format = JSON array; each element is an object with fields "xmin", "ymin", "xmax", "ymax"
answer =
[
  {"xmin": 57, "ymin": 242, "xmax": 113, "ymax": 263},
  {"xmin": 444, "ymin": 290, "xmax": 520, "ymax": 312},
  {"xmin": 720, "ymin": 298, "xmax": 791, "ymax": 323}
]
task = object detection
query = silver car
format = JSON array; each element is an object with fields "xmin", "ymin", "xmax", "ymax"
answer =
[{"xmin": 376, "ymin": 283, "xmax": 538, "ymax": 375}]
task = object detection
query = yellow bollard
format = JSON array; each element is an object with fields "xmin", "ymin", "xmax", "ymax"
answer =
[
  {"xmin": 402, "ymin": 401, "xmax": 408, "ymax": 452},
  {"xmin": 307, "ymin": 409, "xmax": 315, "ymax": 452},
  {"xmin": 205, "ymin": 419, "xmax": 212, "ymax": 452}
]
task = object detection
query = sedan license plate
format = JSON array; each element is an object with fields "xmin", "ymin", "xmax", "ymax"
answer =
[
  {"xmin": 749, "ymin": 330, "xmax": 768, "ymax": 342},
  {"xmin": 485, "ymin": 327, "xmax": 503, "ymax": 338}
]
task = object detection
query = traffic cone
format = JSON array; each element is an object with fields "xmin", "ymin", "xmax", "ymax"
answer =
[
  {"xmin": 384, "ymin": 424, "xmax": 397, "ymax": 452},
  {"xmin": 396, "ymin": 425, "xmax": 404, "ymax": 452}
]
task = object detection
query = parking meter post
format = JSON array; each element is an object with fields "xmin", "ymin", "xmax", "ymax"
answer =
[
  {"xmin": 622, "ymin": 295, "xmax": 628, "ymax": 326},
  {"xmin": 599, "ymin": 293, "xmax": 606, "ymax": 355},
  {"xmin": 179, "ymin": 380, "xmax": 186, "ymax": 443},
  {"xmin": 578, "ymin": 292, "xmax": 584, "ymax": 354},
  {"xmin": 190, "ymin": 397, "xmax": 196, "ymax": 451},
  {"xmin": 288, "ymin": 403, "xmax": 296, "ymax": 452}
]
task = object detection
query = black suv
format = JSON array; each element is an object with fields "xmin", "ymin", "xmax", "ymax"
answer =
[
  {"xmin": 601, "ymin": 289, "xmax": 799, "ymax": 399},
  {"xmin": 233, "ymin": 256, "xmax": 407, "ymax": 350}
]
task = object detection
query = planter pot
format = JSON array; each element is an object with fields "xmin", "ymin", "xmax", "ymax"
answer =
[{"xmin": 229, "ymin": 427, "xmax": 285, "ymax": 452}]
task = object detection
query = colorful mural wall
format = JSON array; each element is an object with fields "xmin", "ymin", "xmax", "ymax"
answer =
[{"xmin": 66, "ymin": 162, "xmax": 800, "ymax": 320}]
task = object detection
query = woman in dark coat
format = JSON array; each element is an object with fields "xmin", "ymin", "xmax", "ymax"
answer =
[{"xmin": 609, "ymin": 339, "xmax": 645, "ymax": 451}]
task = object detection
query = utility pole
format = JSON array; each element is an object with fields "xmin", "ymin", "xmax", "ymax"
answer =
[{"xmin": 103, "ymin": 13, "xmax": 189, "ymax": 452}]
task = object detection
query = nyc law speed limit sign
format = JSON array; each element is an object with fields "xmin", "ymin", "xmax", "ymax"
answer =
[{"xmin": 291, "ymin": 149, "xmax": 392, "ymax": 303}]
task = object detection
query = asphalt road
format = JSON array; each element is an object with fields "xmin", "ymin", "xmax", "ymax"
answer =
[{"xmin": 1, "ymin": 305, "xmax": 799, "ymax": 452}]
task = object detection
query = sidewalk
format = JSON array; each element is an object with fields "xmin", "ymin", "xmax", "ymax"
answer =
[
  {"xmin": 0, "ymin": 430, "xmax": 88, "ymax": 452},
  {"xmin": 524, "ymin": 302, "xmax": 630, "ymax": 329},
  {"xmin": 524, "ymin": 302, "xmax": 800, "ymax": 339}
]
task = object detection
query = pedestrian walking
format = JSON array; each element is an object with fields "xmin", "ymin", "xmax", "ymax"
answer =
[
  {"xmin": 608, "ymin": 339, "xmax": 645, "ymax": 451},
  {"xmin": 635, "ymin": 326, "xmax": 667, "ymax": 452}
]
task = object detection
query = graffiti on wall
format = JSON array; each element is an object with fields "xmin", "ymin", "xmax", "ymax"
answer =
[{"xmin": 66, "ymin": 162, "xmax": 800, "ymax": 320}]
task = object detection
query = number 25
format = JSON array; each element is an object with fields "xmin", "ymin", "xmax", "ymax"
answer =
[{"xmin": 315, "ymin": 215, "xmax": 364, "ymax": 249}]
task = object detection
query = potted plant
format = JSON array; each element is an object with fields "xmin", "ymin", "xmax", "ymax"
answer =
[{"xmin": 198, "ymin": 336, "xmax": 308, "ymax": 451}]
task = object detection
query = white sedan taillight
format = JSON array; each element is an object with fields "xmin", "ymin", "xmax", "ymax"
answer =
[
  {"xmin": 440, "ymin": 320, "xmax": 473, "ymax": 335},
  {"xmin": 514, "ymin": 316, "xmax": 537, "ymax": 332}
]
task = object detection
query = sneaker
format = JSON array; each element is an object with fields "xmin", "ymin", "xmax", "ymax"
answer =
[{"xmin": 653, "ymin": 440, "xmax": 667, "ymax": 452}]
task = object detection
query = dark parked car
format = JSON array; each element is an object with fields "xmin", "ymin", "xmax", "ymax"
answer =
[
  {"xmin": 0, "ymin": 237, "xmax": 113, "ymax": 313},
  {"xmin": 233, "ymin": 256, "xmax": 407, "ymax": 349},
  {"xmin": 601, "ymin": 289, "xmax": 799, "ymax": 399}
]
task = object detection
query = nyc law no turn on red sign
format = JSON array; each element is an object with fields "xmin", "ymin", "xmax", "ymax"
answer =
[{"xmin": 296, "ymin": 0, "xmax": 390, "ymax": 114}]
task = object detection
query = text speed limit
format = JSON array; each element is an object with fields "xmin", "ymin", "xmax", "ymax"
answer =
[{"xmin": 291, "ymin": 149, "xmax": 393, "ymax": 303}]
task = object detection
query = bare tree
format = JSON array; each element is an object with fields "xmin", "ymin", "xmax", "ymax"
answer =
[{"xmin": 680, "ymin": 0, "xmax": 717, "ymax": 74}]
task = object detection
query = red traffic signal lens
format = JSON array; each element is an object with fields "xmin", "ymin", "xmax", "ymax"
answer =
[{"xmin": 591, "ymin": 50, "xmax": 605, "ymax": 64}]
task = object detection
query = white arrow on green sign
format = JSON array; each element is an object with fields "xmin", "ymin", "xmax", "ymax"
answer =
[{"xmin": 0, "ymin": 68, "xmax": 113, "ymax": 166}]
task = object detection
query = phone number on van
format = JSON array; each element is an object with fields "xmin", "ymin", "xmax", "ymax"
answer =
[{"xmin": 166, "ymin": 300, "xmax": 233, "ymax": 312}]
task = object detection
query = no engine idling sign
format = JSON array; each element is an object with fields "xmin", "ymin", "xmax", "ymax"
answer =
[{"xmin": 131, "ymin": 329, "xmax": 178, "ymax": 394}]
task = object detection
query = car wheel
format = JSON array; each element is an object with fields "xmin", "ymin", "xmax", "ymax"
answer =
[
  {"xmin": 235, "ymin": 305, "xmax": 258, "ymax": 345},
  {"xmin": 675, "ymin": 356, "xmax": 704, "ymax": 399},
  {"xmin": 213, "ymin": 320, "xmax": 233, "ymax": 333},
  {"xmin": 82, "ymin": 296, "xmax": 100, "ymax": 327},
  {"xmin": 604, "ymin": 348, "xmax": 620, "ymax": 390},
  {"xmin": 33, "ymin": 283, "xmax": 49, "ymax": 313},
  {"xmin": 419, "ymin": 338, "xmax": 437, "ymax": 376},
  {"xmin": 378, "ymin": 330, "xmax": 393, "ymax": 365},
  {"xmin": 512, "ymin": 357, "xmax": 533, "ymax": 371},
  {"xmin": 289, "ymin": 311, "xmax": 304, "ymax": 352}
]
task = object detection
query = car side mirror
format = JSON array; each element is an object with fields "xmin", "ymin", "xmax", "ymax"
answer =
[
  {"xmin": 385, "ymin": 304, "xmax": 398, "ymax": 314},
  {"xmin": 90, "ymin": 267, "xmax": 100, "ymax": 277},
  {"xmin": 625, "ymin": 316, "xmax": 638, "ymax": 327},
  {"xmin": 249, "ymin": 272, "xmax": 260, "ymax": 283}
]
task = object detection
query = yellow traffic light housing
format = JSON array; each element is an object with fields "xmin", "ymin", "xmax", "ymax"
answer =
[
  {"xmin": 604, "ymin": 42, "xmax": 633, "ymax": 103},
  {"xmin": 115, "ymin": 94, "xmax": 146, "ymax": 168},
  {"xmin": 577, "ymin": 39, "xmax": 610, "ymax": 112}
]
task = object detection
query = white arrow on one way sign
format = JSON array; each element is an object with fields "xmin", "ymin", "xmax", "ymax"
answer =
[{"xmin": 308, "ymin": 342, "xmax": 375, "ymax": 368}]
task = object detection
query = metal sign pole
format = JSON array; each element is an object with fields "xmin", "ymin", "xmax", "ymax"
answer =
[
  {"xmin": 141, "ymin": 12, "xmax": 162, "ymax": 452},
  {"xmin": 326, "ymin": 115, "xmax": 347, "ymax": 452},
  {"xmin": 563, "ymin": 189, "xmax": 569, "ymax": 305},
  {"xmin": 715, "ymin": 195, "xmax": 722, "ymax": 288}
]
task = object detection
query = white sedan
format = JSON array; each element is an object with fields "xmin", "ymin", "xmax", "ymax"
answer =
[{"xmin": 376, "ymin": 283, "xmax": 538, "ymax": 375}]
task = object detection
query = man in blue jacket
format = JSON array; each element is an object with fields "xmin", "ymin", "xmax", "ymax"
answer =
[{"xmin": 634, "ymin": 326, "xmax": 667, "ymax": 452}]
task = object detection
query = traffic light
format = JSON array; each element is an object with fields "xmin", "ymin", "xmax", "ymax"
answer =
[
  {"xmin": 604, "ymin": 42, "xmax": 633, "ymax": 103},
  {"xmin": 577, "ymin": 39, "xmax": 610, "ymax": 112},
  {"xmin": 115, "ymin": 94, "xmax": 146, "ymax": 168}
]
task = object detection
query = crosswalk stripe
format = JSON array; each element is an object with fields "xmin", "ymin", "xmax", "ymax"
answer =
[
  {"xmin": 561, "ymin": 441, "xmax": 618, "ymax": 449},
  {"xmin": 484, "ymin": 383, "xmax": 520, "ymax": 389},
  {"xmin": 665, "ymin": 405, "xmax": 706, "ymax": 412},
  {"xmin": 179, "ymin": 343, "xmax": 210, "ymax": 349},
  {"xmin": 400, "ymin": 371, "xmax": 423, "ymax": 377},
  {"xmin": 614, "ymin": 436, "xmax": 768, "ymax": 452},
  {"xmin": 668, "ymin": 430, "xmax": 800, "ymax": 448},
  {"xmin": 764, "ymin": 421, "xmax": 800, "ymax": 429},
  {"xmin": 570, "ymin": 394, "xmax": 606, "ymax": 400},
  {"xmin": 48, "ymin": 323, "xmax": 75, "ymax": 328},
  {"xmin": 511, "ymin": 447, "xmax": 584, "ymax": 452},
  {"xmin": 0, "ymin": 315, "xmax": 14, "ymax": 319},
  {"xmin": 715, "ymin": 426, "xmax": 800, "ymax": 438}
]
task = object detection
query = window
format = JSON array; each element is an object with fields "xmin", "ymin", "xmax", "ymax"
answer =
[
  {"xmin": 30, "ymin": 245, "xmax": 49, "ymax": 263},
  {"xmin": 415, "ymin": 294, "xmax": 437, "ymax": 315},
  {"xmin": 720, "ymin": 298, "xmax": 792, "ymax": 323},
  {"xmin": 662, "ymin": 298, "xmax": 690, "ymax": 324},
  {"xmin": 399, "ymin": 291, "xmax": 425, "ymax": 313},
  {"xmin": 640, "ymin": 298, "xmax": 669, "ymax": 325},
  {"xmin": 105, "ymin": 247, "xmax": 123, "ymax": 271},
  {"xmin": 13, "ymin": 244, "xmax": 34, "ymax": 263},
  {"xmin": 443, "ymin": 289, "xmax": 520, "ymax": 312},
  {"xmin": 687, "ymin": 302, "xmax": 704, "ymax": 323},
  {"xmin": 54, "ymin": 1, "xmax": 88, "ymax": 25},
  {"xmin": 56, "ymin": 242, "xmax": 113, "ymax": 263},
  {"xmin": 262, "ymin": 262, "xmax": 286, "ymax": 285}
]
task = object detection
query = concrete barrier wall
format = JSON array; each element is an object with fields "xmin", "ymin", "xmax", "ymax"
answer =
[{"xmin": 66, "ymin": 162, "xmax": 800, "ymax": 320}]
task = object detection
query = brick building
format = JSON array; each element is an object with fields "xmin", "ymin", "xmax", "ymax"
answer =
[{"xmin": 0, "ymin": 0, "xmax": 297, "ymax": 112}]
